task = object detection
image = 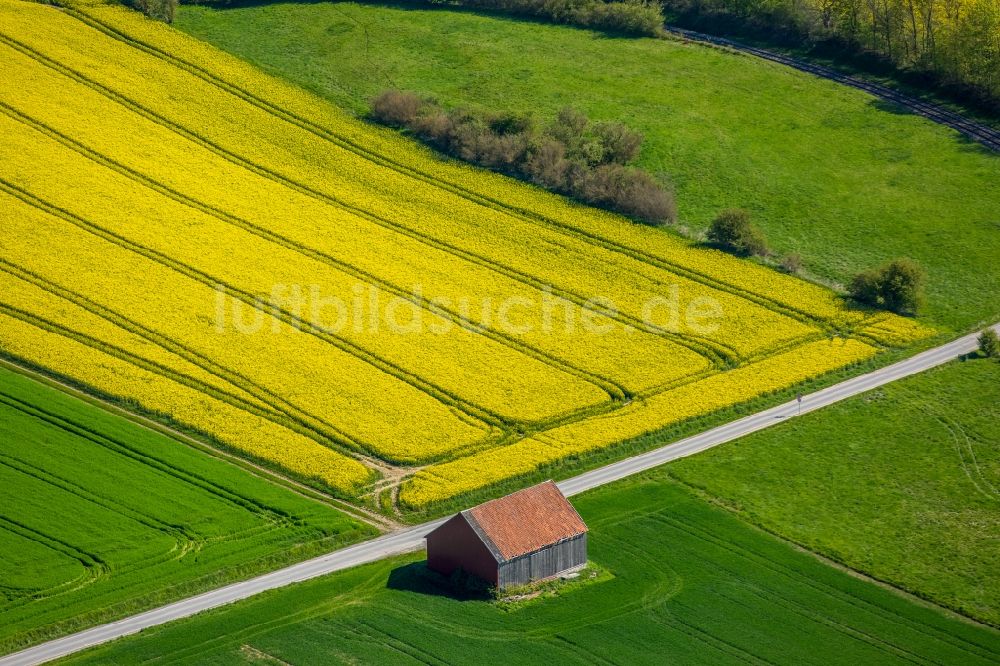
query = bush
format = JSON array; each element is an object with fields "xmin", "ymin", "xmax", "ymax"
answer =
[
  {"xmin": 582, "ymin": 0, "xmax": 665, "ymax": 36},
  {"xmin": 594, "ymin": 121, "xmax": 643, "ymax": 165},
  {"xmin": 130, "ymin": 0, "xmax": 177, "ymax": 22},
  {"xmin": 706, "ymin": 209, "xmax": 769, "ymax": 256},
  {"xmin": 576, "ymin": 164, "xmax": 675, "ymax": 224},
  {"xmin": 411, "ymin": 111, "xmax": 455, "ymax": 149},
  {"xmin": 979, "ymin": 328, "xmax": 1000, "ymax": 359},
  {"xmin": 370, "ymin": 92, "xmax": 676, "ymax": 225},
  {"xmin": 849, "ymin": 258, "xmax": 926, "ymax": 315},
  {"xmin": 370, "ymin": 90, "xmax": 424, "ymax": 127},
  {"xmin": 548, "ymin": 107, "xmax": 589, "ymax": 151},
  {"xmin": 780, "ymin": 252, "xmax": 803, "ymax": 274},
  {"xmin": 525, "ymin": 139, "xmax": 571, "ymax": 189}
]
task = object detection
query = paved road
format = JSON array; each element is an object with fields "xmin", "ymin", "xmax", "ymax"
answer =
[
  {"xmin": 2, "ymin": 324, "xmax": 996, "ymax": 666},
  {"xmin": 664, "ymin": 26, "xmax": 1000, "ymax": 152}
]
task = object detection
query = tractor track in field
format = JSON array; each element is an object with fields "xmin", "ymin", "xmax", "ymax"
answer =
[
  {"xmin": 45, "ymin": 9, "xmax": 825, "ymax": 360},
  {"xmin": 3, "ymin": 325, "xmax": 996, "ymax": 666},
  {"xmin": 0, "ymin": 254, "xmax": 378, "ymax": 460},
  {"xmin": 0, "ymin": 302, "xmax": 295, "ymax": 431},
  {"xmin": 663, "ymin": 26, "xmax": 1000, "ymax": 153},
  {"xmin": 0, "ymin": 28, "xmax": 742, "ymax": 370},
  {"xmin": 0, "ymin": 175, "xmax": 515, "ymax": 437},
  {"xmin": 0, "ymin": 101, "xmax": 633, "ymax": 405},
  {"xmin": 0, "ymin": 358, "xmax": 399, "ymax": 532}
]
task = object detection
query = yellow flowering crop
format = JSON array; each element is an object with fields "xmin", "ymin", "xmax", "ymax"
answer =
[
  {"xmin": 0, "ymin": 269, "xmax": 276, "ymax": 416},
  {"xmin": 1, "ymin": 3, "xmax": 817, "ymax": 361},
  {"xmin": 858, "ymin": 313, "xmax": 937, "ymax": 347},
  {"xmin": 0, "ymin": 193, "xmax": 496, "ymax": 462},
  {"xmin": 0, "ymin": 0, "xmax": 932, "ymax": 503},
  {"xmin": 400, "ymin": 338, "xmax": 878, "ymax": 507},
  {"xmin": 71, "ymin": 3, "xmax": 866, "ymax": 330},
  {"xmin": 0, "ymin": 111, "xmax": 617, "ymax": 427},
  {"xmin": 0, "ymin": 27, "xmax": 710, "ymax": 397},
  {"xmin": 0, "ymin": 312, "xmax": 374, "ymax": 494}
]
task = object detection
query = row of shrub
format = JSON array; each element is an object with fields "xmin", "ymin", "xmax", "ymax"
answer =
[
  {"xmin": 371, "ymin": 90, "xmax": 677, "ymax": 225},
  {"xmin": 430, "ymin": 0, "xmax": 665, "ymax": 37}
]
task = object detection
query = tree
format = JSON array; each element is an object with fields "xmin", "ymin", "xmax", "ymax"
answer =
[
  {"xmin": 979, "ymin": 328, "xmax": 1000, "ymax": 359},
  {"xmin": 706, "ymin": 209, "xmax": 769, "ymax": 257},
  {"xmin": 849, "ymin": 258, "xmax": 926, "ymax": 315}
]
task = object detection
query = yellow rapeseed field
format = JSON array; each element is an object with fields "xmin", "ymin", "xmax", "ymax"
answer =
[
  {"xmin": 399, "ymin": 338, "xmax": 878, "ymax": 506},
  {"xmin": 0, "ymin": 0, "xmax": 932, "ymax": 501}
]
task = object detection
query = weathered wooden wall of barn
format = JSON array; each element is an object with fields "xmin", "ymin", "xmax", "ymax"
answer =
[{"xmin": 497, "ymin": 534, "xmax": 586, "ymax": 588}]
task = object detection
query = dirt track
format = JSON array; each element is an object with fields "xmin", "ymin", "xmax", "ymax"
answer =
[{"xmin": 664, "ymin": 26, "xmax": 1000, "ymax": 153}]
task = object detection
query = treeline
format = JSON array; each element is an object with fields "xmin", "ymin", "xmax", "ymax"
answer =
[
  {"xmin": 143, "ymin": 0, "xmax": 664, "ymax": 35},
  {"xmin": 371, "ymin": 90, "xmax": 677, "ymax": 224},
  {"xmin": 428, "ymin": 0, "xmax": 665, "ymax": 36},
  {"xmin": 664, "ymin": 0, "xmax": 1000, "ymax": 114}
]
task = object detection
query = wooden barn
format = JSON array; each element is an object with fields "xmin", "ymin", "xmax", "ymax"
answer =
[{"xmin": 425, "ymin": 481, "xmax": 588, "ymax": 589}]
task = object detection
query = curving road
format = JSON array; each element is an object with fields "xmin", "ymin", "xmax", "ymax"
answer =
[
  {"xmin": 664, "ymin": 26, "xmax": 1000, "ymax": 152},
  {"xmin": 2, "ymin": 324, "xmax": 995, "ymax": 666}
]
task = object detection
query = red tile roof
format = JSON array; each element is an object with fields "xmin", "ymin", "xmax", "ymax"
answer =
[{"xmin": 463, "ymin": 481, "xmax": 588, "ymax": 561}]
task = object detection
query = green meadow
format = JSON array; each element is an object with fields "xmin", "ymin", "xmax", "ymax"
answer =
[
  {"xmin": 670, "ymin": 356, "xmax": 1000, "ymax": 626},
  {"xmin": 66, "ymin": 474, "xmax": 1000, "ymax": 664},
  {"xmin": 0, "ymin": 367, "xmax": 372, "ymax": 653}
]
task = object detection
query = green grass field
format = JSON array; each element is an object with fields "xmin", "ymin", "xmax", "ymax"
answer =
[
  {"xmin": 0, "ymin": 366, "xmax": 373, "ymax": 653},
  {"xmin": 669, "ymin": 356, "xmax": 1000, "ymax": 626},
  {"xmin": 175, "ymin": 1, "xmax": 1000, "ymax": 332},
  {"xmin": 66, "ymin": 474, "xmax": 1000, "ymax": 664}
]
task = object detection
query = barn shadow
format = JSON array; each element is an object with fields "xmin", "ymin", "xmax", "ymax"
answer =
[{"xmin": 386, "ymin": 561, "xmax": 493, "ymax": 601}]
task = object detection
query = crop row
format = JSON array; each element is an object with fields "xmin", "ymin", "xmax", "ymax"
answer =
[
  {"xmin": 0, "ymin": 27, "xmax": 730, "ymax": 383},
  {"xmin": 0, "ymin": 117, "xmax": 615, "ymax": 432},
  {"xmin": 399, "ymin": 337, "xmax": 878, "ymax": 507},
  {"xmin": 0, "ymin": 187, "xmax": 505, "ymax": 462},
  {"xmin": 0, "ymin": 382, "xmax": 336, "ymax": 534},
  {"xmin": 0, "ymin": 1, "xmax": 934, "ymax": 507},
  {"xmin": 73, "ymin": 2, "xmax": 871, "ymax": 332},
  {"xmin": 0, "ymin": 454, "xmax": 202, "ymax": 582},
  {"xmin": 0, "ymin": 7, "xmax": 821, "ymax": 363},
  {"xmin": 0, "ymin": 97, "xmax": 711, "ymax": 403},
  {"xmin": 0, "ymin": 287, "xmax": 359, "ymax": 471},
  {"xmin": 0, "ymin": 308, "xmax": 374, "ymax": 494}
]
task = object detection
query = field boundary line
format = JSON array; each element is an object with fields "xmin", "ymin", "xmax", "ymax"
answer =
[
  {"xmin": 2, "ymin": 324, "xmax": 995, "ymax": 665},
  {"xmin": 0, "ymin": 358, "xmax": 396, "ymax": 531},
  {"xmin": 0, "ymin": 301, "xmax": 295, "ymax": 429},
  {"xmin": 64, "ymin": 5, "xmax": 852, "ymax": 336},
  {"xmin": 0, "ymin": 30, "xmax": 735, "ymax": 366},
  {"xmin": 0, "ymin": 390, "xmax": 300, "ymax": 524},
  {"xmin": 0, "ymin": 101, "xmax": 633, "ymax": 403}
]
